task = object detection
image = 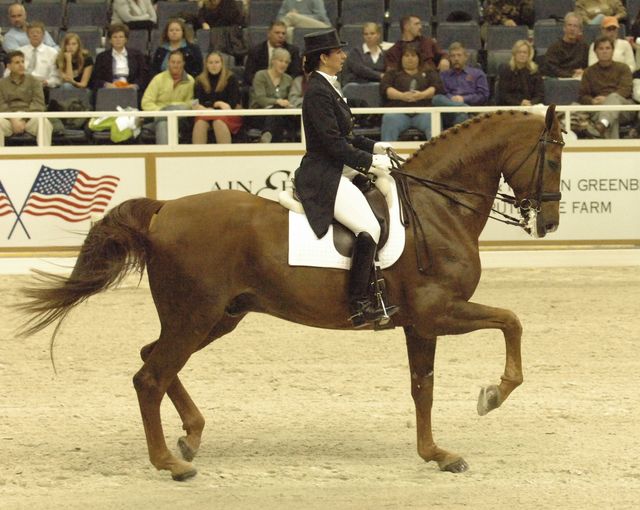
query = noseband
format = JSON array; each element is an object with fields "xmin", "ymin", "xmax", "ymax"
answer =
[{"xmin": 502, "ymin": 127, "xmax": 565, "ymax": 213}]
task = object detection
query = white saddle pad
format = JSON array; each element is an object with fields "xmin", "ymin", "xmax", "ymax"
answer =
[{"xmin": 287, "ymin": 177, "xmax": 405, "ymax": 270}]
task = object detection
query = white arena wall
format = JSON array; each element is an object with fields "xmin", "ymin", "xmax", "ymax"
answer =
[{"xmin": 0, "ymin": 106, "xmax": 638, "ymax": 258}]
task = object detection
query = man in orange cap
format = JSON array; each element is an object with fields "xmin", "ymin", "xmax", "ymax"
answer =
[{"xmin": 588, "ymin": 16, "xmax": 635, "ymax": 71}]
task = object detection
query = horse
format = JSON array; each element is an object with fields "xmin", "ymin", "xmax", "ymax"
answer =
[{"xmin": 18, "ymin": 106, "xmax": 565, "ymax": 481}]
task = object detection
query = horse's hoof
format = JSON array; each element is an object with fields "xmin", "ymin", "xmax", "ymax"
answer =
[
  {"xmin": 441, "ymin": 458, "xmax": 469, "ymax": 473},
  {"xmin": 171, "ymin": 467, "xmax": 198, "ymax": 481},
  {"xmin": 477, "ymin": 385, "xmax": 501, "ymax": 416},
  {"xmin": 177, "ymin": 436, "xmax": 197, "ymax": 462}
]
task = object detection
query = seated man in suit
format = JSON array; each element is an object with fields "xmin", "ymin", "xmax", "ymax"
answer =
[{"xmin": 244, "ymin": 21, "xmax": 302, "ymax": 86}]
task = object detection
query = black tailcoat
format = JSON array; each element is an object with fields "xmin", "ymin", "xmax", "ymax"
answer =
[{"xmin": 294, "ymin": 72, "xmax": 375, "ymax": 239}]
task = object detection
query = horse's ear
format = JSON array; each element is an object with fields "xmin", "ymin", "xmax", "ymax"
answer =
[{"xmin": 545, "ymin": 104, "xmax": 557, "ymax": 130}]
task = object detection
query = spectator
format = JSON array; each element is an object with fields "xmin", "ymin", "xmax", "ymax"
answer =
[
  {"xmin": 0, "ymin": 50, "xmax": 53, "ymax": 146},
  {"xmin": 92, "ymin": 24, "xmax": 149, "ymax": 97},
  {"xmin": 16, "ymin": 22, "xmax": 60, "ymax": 89},
  {"xmin": 580, "ymin": 36, "xmax": 634, "ymax": 138},
  {"xmin": 142, "ymin": 50, "xmax": 195, "ymax": 145},
  {"xmin": 380, "ymin": 45, "xmax": 443, "ymax": 141},
  {"xmin": 385, "ymin": 15, "xmax": 449, "ymax": 72},
  {"xmin": 244, "ymin": 21, "xmax": 302, "ymax": 85},
  {"xmin": 56, "ymin": 33, "xmax": 94, "ymax": 90},
  {"xmin": 250, "ymin": 47, "xmax": 295, "ymax": 143},
  {"xmin": 2, "ymin": 2, "xmax": 57, "ymax": 52},
  {"xmin": 277, "ymin": 0, "xmax": 331, "ymax": 43},
  {"xmin": 192, "ymin": 51, "xmax": 242, "ymax": 144},
  {"xmin": 482, "ymin": 0, "xmax": 534, "ymax": 29},
  {"xmin": 432, "ymin": 42, "xmax": 489, "ymax": 128},
  {"xmin": 198, "ymin": 0, "xmax": 245, "ymax": 30},
  {"xmin": 343, "ymin": 22, "xmax": 385, "ymax": 84},
  {"xmin": 631, "ymin": 10, "xmax": 640, "ymax": 71},
  {"xmin": 633, "ymin": 68, "xmax": 640, "ymax": 103},
  {"xmin": 575, "ymin": 0, "xmax": 626, "ymax": 26},
  {"xmin": 151, "ymin": 19, "xmax": 203, "ymax": 78},
  {"xmin": 496, "ymin": 40, "xmax": 544, "ymax": 106},
  {"xmin": 111, "ymin": 0, "xmax": 158, "ymax": 31},
  {"xmin": 544, "ymin": 12, "xmax": 589, "ymax": 78},
  {"xmin": 587, "ymin": 17, "xmax": 635, "ymax": 72}
]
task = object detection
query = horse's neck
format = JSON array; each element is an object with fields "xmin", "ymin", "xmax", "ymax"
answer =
[{"xmin": 401, "ymin": 124, "xmax": 506, "ymax": 237}]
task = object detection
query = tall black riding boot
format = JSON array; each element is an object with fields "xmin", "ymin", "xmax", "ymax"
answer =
[{"xmin": 348, "ymin": 232, "xmax": 399, "ymax": 328}]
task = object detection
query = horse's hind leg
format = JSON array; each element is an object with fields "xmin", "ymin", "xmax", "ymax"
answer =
[
  {"xmin": 404, "ymin": 326, "xmax": 469, "ymax": 473},
  {"xmin": 133, "ymin": 320, "xmax": 217, "ymax": 481},
  {"xmin": 139, "ymin": 315, "xmax": 244, "ymax": 465}
]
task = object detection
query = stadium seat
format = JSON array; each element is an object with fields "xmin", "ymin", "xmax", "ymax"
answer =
[
  {"xmin": 387, "ymin": 0, "xmax": 432, "ymax": 23},
  {"xmin": 486, "ymin": 50, "xmax": 512, "ymax": 78},
  {"xmin": 48, "ymin": 87, "xmax": 92, "ymax": 145},
  {"xmin": 325, "ymin": 0, "xmax": 339, "ymax": 27},
  {"xmin": 293, "ymin": 27, "xmax": 321, "ymax": 51},
  {"xmin": 339, "ymin": 25, "xmax": 365, "ymax": 50},
  {"xmin": 197, "ymin": 30, "xmax": 211, "ymax": 56},
  {"xmin": 155, "ymin": 1, "xmax": 200, "ymax": 29},
  {"xmin": 247, "ymin": 0, "xmax": 281, "ymax": 27},
  {"xmin": 340, "ymin": 0, "xmax": 385, "ymax": 27},
  {"xmin": 247, "ymin": 26, "xmax": 270, "ymax": 46},
  {"xmin": 436, "ymin": 21, "xmax": 481, "ymax": 50},
  {"xmin": 543, "ymin": 78, "xmax": 581, "ymax": 105},
  {"xmin": 533, "ymin": 21, "xmax": 564, "ymax": 56},
  {"xmin": 61, "ymin": 27, "xmax": 104, "ymax": 58},
  {"xmin": 435, "ymin": 0, "xmax": 480, "ymax": 22},
  {"xmin": 65, "ymin": 2, "xmax": 109, "ymax": 30},
  {"xmin": 28, "ymin": 2, "xmax": 64, "ymax": 29},
  {"xmin": 485, "ymin": 25, "xmax": 529, "ymax": 51},
  {"xmin": 343, "ymin": 82, "xmax": 382, "ymax": 139},
  {"xmin": 127, "ymin": 29, "xmax": 150, "ymax": 56},
  {"xmin": 534, "ymin": 0, "xmax": 575, "ymax": 22},
  {"xmin": 92, "ymin": 88, "xmax": 140, "ymax": 144}
]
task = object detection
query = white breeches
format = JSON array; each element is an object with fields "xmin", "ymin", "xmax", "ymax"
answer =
[{"xmin": 333, "ymin": 174, "xmax": 380, "ymax": 244}]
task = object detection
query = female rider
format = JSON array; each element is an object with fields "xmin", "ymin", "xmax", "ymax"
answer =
[{"xmin": 294, "ymin": 28, "xmax": 398, "ymax": 328}]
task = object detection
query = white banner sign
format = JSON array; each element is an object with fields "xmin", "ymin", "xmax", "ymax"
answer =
[
  {"xmin": 157, "ymin": 150, "xmax": 640, "ymax": 243},
  {"xmin": 0, "ymin": 158, "xmax": 146, "ymax": 248}
]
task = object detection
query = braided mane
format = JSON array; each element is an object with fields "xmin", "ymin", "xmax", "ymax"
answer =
[{"xmin": 401, "ymin": 110, "xmax": 535, "ymax": 167}]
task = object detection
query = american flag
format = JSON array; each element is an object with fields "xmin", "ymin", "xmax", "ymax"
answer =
[
  {"xmin": 21, "ymin": 166, "xmax": 120, "ymax": 222},
  {"xmin": 0, "ymin": 180, "xmax": 13, "ymax": 218}
]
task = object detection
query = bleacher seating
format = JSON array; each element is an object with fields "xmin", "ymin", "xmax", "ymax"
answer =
[
  {"xmin": 340, "ymin": 0, "xmax": 385, "ymax": 27},
  {"xmin": 339, "ymin": 24, "xmax": 364, "ymax": 50},
  {"xmin": 197, "ymin": 29, "xmax": 211, "ymax": 56},
  {"xmin": 485, "ymin": 25, "xmax": 529, "ymax": 51},
  {"xmin": 543, "ymin": 78, "xmax": 581, "ymax": 105},
  {"xmin": 62, "ymin": 26, "xmax": 104, "ymax": 58},
  {"xmin": 434, "ymin": 0, "xmax": 480, "ymax": 22},
  {"xmin": 127, "ymin": 29, "xmax": 150, "ymax": 56},
  {"xmin": 155, "ymin": 1, "xmax": 200, "ymax": 30},
  {"xmin": 387, "ymin": 0, "xmax": 432, "ymax": 24},
  {"xmin": 48, "ymin": 86, "xmax": 92, "ymax": 145},
  {"xmin": 92, "ymin": 87, "xmax": 140, "ymax": 143},
  {"xmin": 533, "ymin": 0, "xmax": 574, "ymax": 22},
  {"xmin": 325, "ymin": 0, "xmax": 339, "ymax": 27},
  {"xmin": 27, "ymin": 2, "xmax": 65, "ymax": 29},
  {"xmin": 533, "ymin": 21, "xmax": 564, "ymax": 57},
  {"xmin": 65, "ymin": 2, "xmax": 108, "ymax": 30},
  {"xmin": 248, "ymin": 0, "xmax": 281, "ymax": 27},
  {"xmin": 436, "ymin": 21, "xmax": 481, "ymax": 51}
]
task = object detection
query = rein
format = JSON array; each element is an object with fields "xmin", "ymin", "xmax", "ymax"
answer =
[{"xmin": 386, "ymin": 128, "xmax": 564, "ymax": 273}]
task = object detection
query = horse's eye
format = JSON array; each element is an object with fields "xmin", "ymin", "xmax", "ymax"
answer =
[{"xmin": 547, "ymin": 160, "xmax": 559, "ymax": 171}]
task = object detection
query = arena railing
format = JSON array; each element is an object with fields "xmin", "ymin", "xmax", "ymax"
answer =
[{"xmin": 0, "ymin": 104, "xmax": 639, "ymax": 153}]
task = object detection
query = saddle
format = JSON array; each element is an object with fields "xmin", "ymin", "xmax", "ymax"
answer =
[{"xmin": 279, "ymin": 172, "xmax": 391, "ymax": 257}]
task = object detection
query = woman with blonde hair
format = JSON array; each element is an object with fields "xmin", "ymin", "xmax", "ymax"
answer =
[
  {"xmin": 496, "ymin": 39, "xmax": 544, "ymax": 106},
  {"xmin": 192, "ymin": 51, "xmax": 243, "ymax": 144},
  {"xmin": 56, "ymin": 32, "xmax": 94, "ymax": 89},
  {"xmin": 343, "ymin": 22, "xmax": 385, "ymax": 84}
]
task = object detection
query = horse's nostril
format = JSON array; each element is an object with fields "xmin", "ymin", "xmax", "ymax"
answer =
[{"xmin": 546, "ymin": 223, "xmax": 558, "ymax": 233}]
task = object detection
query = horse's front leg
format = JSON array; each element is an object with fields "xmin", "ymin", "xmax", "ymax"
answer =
[
  {"xmin": 404, "ymin": 326, "xmax": 469, "ymax": 473},
  {"xmin": 442, "ymin": 300, "xmax": 524, "ymax": 416}
]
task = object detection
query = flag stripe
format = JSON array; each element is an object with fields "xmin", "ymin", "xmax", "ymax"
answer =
[{"xmin": 21, "ymin": 165, "xmax": 119, "ymax": 224}]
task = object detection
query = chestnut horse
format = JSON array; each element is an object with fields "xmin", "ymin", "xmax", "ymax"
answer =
[{"xmin": 19, "ymin": 108, "xmax": 565, "ymax": 481}]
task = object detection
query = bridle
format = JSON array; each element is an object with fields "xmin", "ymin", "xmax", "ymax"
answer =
[{"xmin": 385, "ymin": 127, "xmax": 565, "ymax": 273}]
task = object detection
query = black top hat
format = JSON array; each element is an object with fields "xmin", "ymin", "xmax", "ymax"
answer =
[{"xmin": 303, "ymin": 28, "xmax": 347, "ymax": 55}]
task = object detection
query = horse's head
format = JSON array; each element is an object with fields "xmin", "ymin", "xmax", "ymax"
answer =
[{"xmin": 502, "ymin": 105, "xmax": 565, "ymax": 238}]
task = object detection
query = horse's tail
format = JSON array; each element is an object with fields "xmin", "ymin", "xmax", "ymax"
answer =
[{"xmin": 18, "ymin": 198, "xmax": 164, "ymax": 338}]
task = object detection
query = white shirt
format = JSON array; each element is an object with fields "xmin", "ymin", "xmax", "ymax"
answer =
[
  {"xmin": 15, "ymin": 43, "xmax": 61, "ymax": 87},
  {"xmin": 588, "ymin": 39, "xmax": 636, "ymax": 72},
  {"xmin": 112, "ymin": 48, "xmax": 130, "ymax": 80},
  {"xmin": 362, "ymin": 43, "xmax": 381, "ymax": 64}
]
